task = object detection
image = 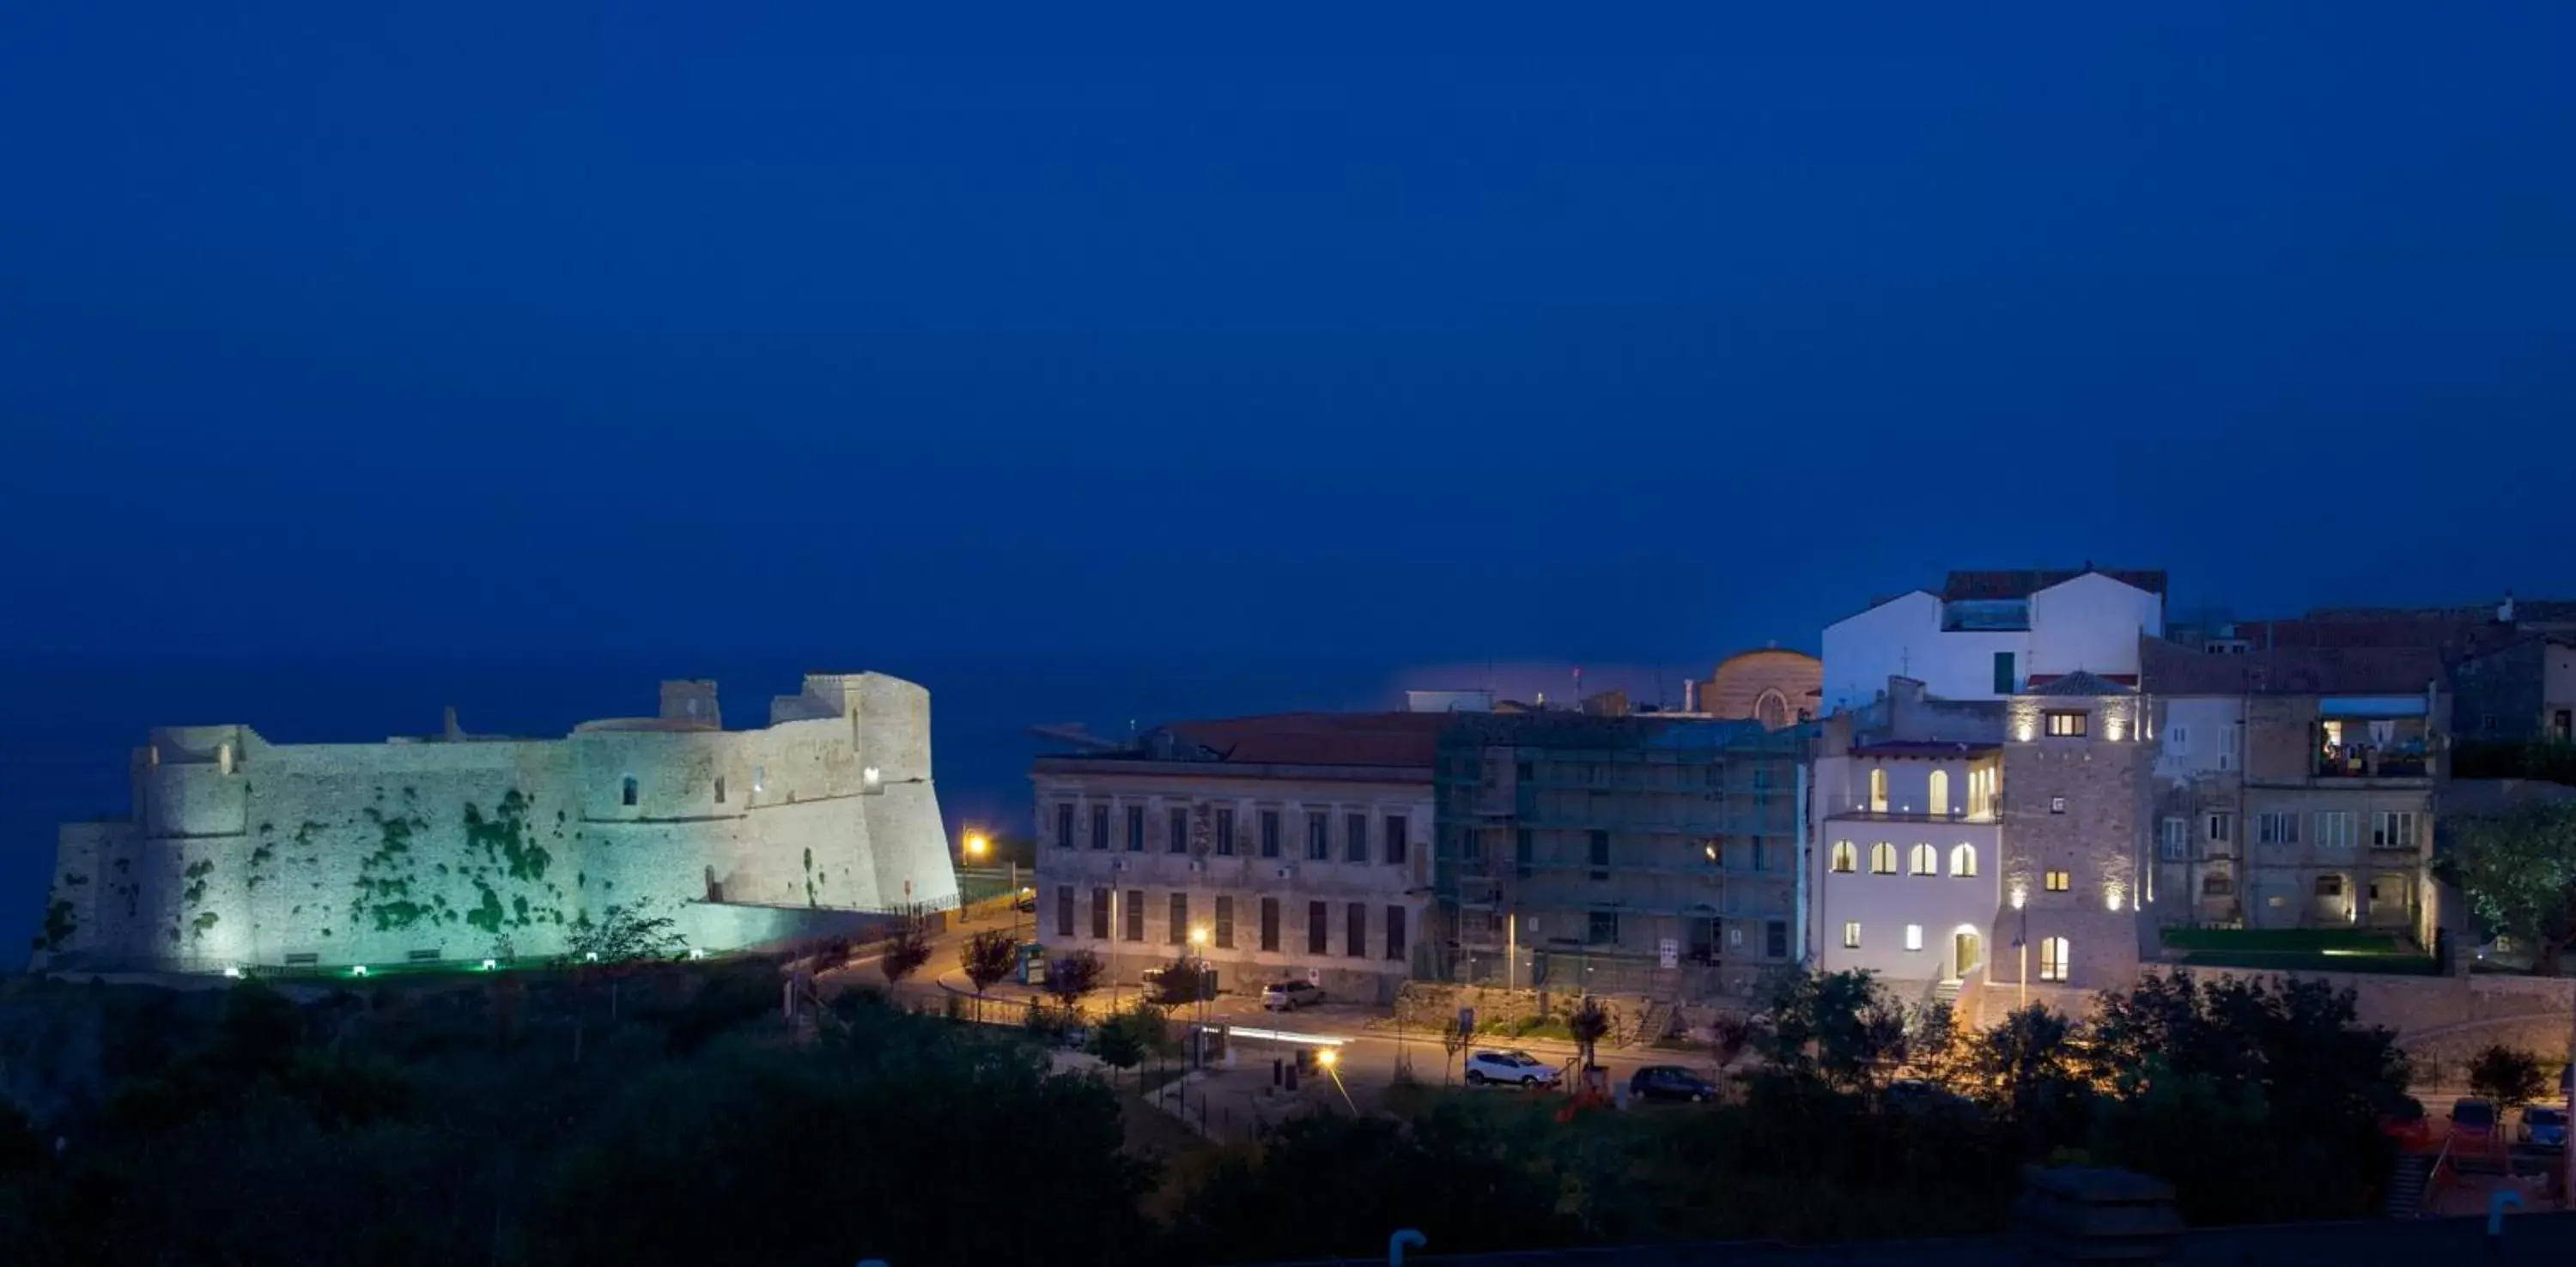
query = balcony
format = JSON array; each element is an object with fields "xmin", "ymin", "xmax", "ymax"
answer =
[
  {"xmin": 2313, "ymin": 749, "xmax": 2430, "ymax": 780},
  {"xmin": 1822, "ymin": 805, "xmax": 1999, "ymax": 826}
]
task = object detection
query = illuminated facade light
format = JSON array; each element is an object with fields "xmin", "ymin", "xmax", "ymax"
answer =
[
  {"xmin": 222, "ymin": 966, "xmax": 244, "ymax": 979},
  {"xmin": 2009, "ymin": 886, "xmax": 2027, "ymax": 910},
  {"xmin": 350, "ymin": 965, "xmax": 369, "ymax": 978},
  {"xmin": 480, "ymin": 958, "xmax": 498, "ymax": 971}
]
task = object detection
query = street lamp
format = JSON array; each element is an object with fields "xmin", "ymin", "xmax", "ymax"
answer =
[{"xmin": 964, "ymin": 830, "xmax": 989, "ymax": 861}]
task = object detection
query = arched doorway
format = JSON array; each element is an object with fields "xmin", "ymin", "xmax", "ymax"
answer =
[{"xmin": 1950, "ymin": 927, "xmax": 1982, "ymax": 982}]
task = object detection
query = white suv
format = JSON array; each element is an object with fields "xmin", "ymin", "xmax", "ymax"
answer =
[
  {"xmin": 1463, "ymin": 1049, "xmax": 1562, "ymax": 1088},
  {"xmin": 1261, "ymin": 980, "xmax": 1322, "ymax": 1011}
]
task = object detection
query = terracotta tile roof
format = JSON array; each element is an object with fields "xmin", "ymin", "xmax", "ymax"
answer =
[
  {"xmin": 2139, "ymin": 638, "xmax": 2448, "ymax": 696},
  {"xmin": 1942, "ymin": 567, "xmax": 2167, "ymax": 602}
]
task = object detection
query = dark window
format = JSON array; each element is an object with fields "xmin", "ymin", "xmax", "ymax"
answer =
[
  {"xmin": 714, "ymin": 777, "xmax": 726, "ymax": 804},
  {"xmin": 1384, "ymin": 815, "xmax": 1408, "ymax": 865},
  {"xmin": 1588, "ymin": 910, "xmax": 1619, "ymax": 945},
  {"xmin": 1127, "ymin": 806, "xmax": 1145, "ymax": 852},
  {"xmin": 1260, "ymin": 897, "xmax": 1280, "ymax": 951},
  {"xmin": 1260, "ymin": 810, "xmax": 1280, "ymax": 858},
  {"xmin": 1386, "ymin": 906, "xmax": 1406, "ymax": 961},
  {"xmin": 1214, "ymin": 896, "xmax": 1235, "ymax": 949},
  {"xmin": 621, "ymin": 776, "xmax": 638, "ymax": 806},
  {"xmin": 1765, "ymin": 919, "xmax": 1788, "ymax": 959},
  {"xmin": 1515, "ymin": 761, "xmax": 1533, "ymax": 784},
  {"xmin": 1306, "ymin": 812, "xmax": 1329, "ymax": 861},
  {"xmin": 1751, "ymin": 838, "xmax": 1766, "ymax": 872},
  {"xmin": 1589, "ymin": 829, "xmax": 1610, "ymax": 881},
  {"xmin": 1346, "ymin": 902, "xmax": 1367, "ymax": 959},
  {"xmin": 1054, "ymin": 886, "xmax": 1074, "ymax": 937},
  {"xmin": 1516, "ymin": 829, "xmax": 1534, "ymax": 879},
  {"xmin": 1056, "ymin": 803, "xmax": 1075, "ymax": 850},
  {"xmin": 1090, "ymin": 888, "xmax": 1110, "ymax": 940},
  {"xmin": 1307, "ymin": 900, "xmax": 1328, "ymax": 955},
  {"xmin": 2555, "ymin": 710, "xmax": 2573, "ymax": 742},
  {"xmin": 1169, "ymin": 892, "xmax": 1188, "ymax": 944},
  {"xmin": 1123, "ymin": 889, "xmax": 1145, "ymax": 942},
  {"xmin": 1169, "ymin": 807, "xmax": 1189, "ymax": 854},
  {"xmin": 1091, "ymin": 805, "xmax": 1110, "ymax": 851},
  {"xmin": 1216, "ymin": 808, "xmax": 1236, "ymax": 856},
  {"xmin": 1461, "ymin": 827, "xmax": 1482, "ymax": 862},
  {"xmin": 1346, "ymin": 813, "xmax": 1369, "ymax": 864},
  {"xmin": 1992, "ymin": 652, "xmax": 2016, "ymax": 694}
]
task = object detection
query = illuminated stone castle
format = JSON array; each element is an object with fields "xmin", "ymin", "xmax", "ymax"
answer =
[{"xmin": 33, "ymin": 673, "xmax": 960, "ymax": 974}]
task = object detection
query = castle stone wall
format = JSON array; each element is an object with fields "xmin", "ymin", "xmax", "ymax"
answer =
[{"xmin": 34, "ymin": 674, "xmax": 960, "ymax": 974}]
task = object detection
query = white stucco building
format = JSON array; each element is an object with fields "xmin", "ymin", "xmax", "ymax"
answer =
[
  {"xmin": 1808, "ymin": 678, "xmax": 2008, "ymax": 997},
  {"xmin": 1820, "ymin": 567, "xmax": 2167, "ymax": 714}
]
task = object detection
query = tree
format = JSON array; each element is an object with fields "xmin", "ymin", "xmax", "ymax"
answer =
[
  {"xmin": 1958, "ymin": 1003, "xmax": 2087, "ymax": 1149},
  {"xmin": 1440, "ymin": 1015, "xmax": 1472, "ymax": 1086},
  {"xmin": 1091, "ymin": 1002, "xmax": 1170, "ymax": 1089},
  {"xmin": 1568, "ymin": 997, "xmax": 1613, "ymax": 1072},
  {"xmin": 958, "ymin": 928, "xmax": 1019, "ymax": 1022},
  {"xmin": 2450, "ymin": 802, "xmax": 2576, "ymax": 974},
  {"xmin": 1753, "ymin": 967, "xmax": 1905, "ymax": 1090},
  {"xmin": 879, "ymin": 917, "xmax": 932, "ymax": 989},
  {"xmin": 562, "ymin": 900, "xmax": 687, "ymax": 1052},
  {"xmin": 2468, "ymin": 1044, "xmax": 2549, "ymax": 1111},
  {"xmin": 1043, "ymin": 949, "xmax": 1105, "ymax": 1021}
]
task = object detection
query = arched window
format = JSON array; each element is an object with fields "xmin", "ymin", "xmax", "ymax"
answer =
[
  {"xmin": 1754, "ymin": 689, "xmax": 1790, "ymax": 731},
  {"xmin": 1869, "ymin": 842, "xmax": 1897, "ymax": 875},
  {"xmin": 1868, "ymin": 768, "xmax": 1887, "ymax": 813},
  {"xmin": 1830, "ymin": 841, "xmax": 1857, "ymax": 873},
  {"xmin": 1927, "ymin": 770, "xmax": 1950, "ymax": 817},
  {"xmin": 1909, "ymin": 843, "xmax": 1937, "ymax": 876},
  {"xmin": 1949, "ymin": 843, "xmax": 1978, "ymax": 877},
  {"xmin": 2038, "ymin": 937, "xmax": 2069, "ymax": 982}
]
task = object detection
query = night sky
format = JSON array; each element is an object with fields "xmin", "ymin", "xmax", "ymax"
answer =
[{"xmin": 4, "ymin": 3, "xmax": 2570, "ymax": 669}]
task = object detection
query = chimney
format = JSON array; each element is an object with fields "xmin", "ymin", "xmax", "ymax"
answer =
[{"xmin": 443, "ymin": 706, "xmax": 462, "ymax": 741}]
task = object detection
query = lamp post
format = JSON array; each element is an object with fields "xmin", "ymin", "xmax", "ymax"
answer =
[{"xmin": 963, "ymin": 831, "xmax": 989, "ymax": 923}]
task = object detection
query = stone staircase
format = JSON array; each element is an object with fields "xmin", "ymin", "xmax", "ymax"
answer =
[
  {"xmin": 2384, "ymin": 1153, "xmax": 2434, "ymax": 1218},
  {"xmin": 1931, "ymin": 979, "xmax": 1961, "ymax": 1007},
  {"xmin": 1630, "ymin": 999, "xmax": 1676, "ymax": 1047}
]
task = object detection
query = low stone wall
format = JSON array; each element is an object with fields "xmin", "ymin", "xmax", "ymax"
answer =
[
  {"xmin": 2131, "ymin": 964, "xmax": 2576, "ymax": 1066},
  {"xmin": 1392, "ymin": 982, "xmax": 1655, "ymax": 1047}
]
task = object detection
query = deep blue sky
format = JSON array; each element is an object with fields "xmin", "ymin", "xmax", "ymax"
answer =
[{"xmin": 3, "ymin": 3, "xmax": 2572, "ymax": 664}]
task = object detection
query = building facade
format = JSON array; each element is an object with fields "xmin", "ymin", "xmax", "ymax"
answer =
[
  {"xmin": 37, "ymin": 675, "xmax": 961, "ymax": 974},
  {"xmin": 2141, "ymin": 640, "xmax": 2445, "ymax": 945},
  {"xmin": 1983, "ymin": 672, "xmax": 2152, "ymax": 1018},
  {"xmin": 1433, "ymin": 714, "xmax": 1806, "ymax": 1003},
  {"xmin": 2452, "ymin": 634, "xmax": 2576, "ymax": 746},
  {"xmin": 1809, "ymin": 678, "xmax": 2007, "ymax": 997},
  {"xmin": 1030, "ymin": 713, "xmax": 1439, "ymax": 1004},
  {"xmin": 1820, "ymin": 567, "xmax": 2166, "ymax": 714}
]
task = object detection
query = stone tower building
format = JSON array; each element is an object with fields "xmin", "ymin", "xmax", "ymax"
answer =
[{"xmin": 1984, "ymin": 671, "xmax": 2149, "ymax": 1020}]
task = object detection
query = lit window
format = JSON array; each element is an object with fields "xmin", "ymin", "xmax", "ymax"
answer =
[
  {"xmin": 1927, "ymin": 769, "xmax": 1950, "ymax": 817},
  {"xmin": 2038, "ymin": 937, "xmax": 2069, "ymax": 982},
  {"xmin": 1949, "ymin": 843, "xmax": 1978, "ymax": 877},
  {"xmin": 1868, "ymin": 768, "xmax": 1887, "ymax": 813},
  {"xmin": 1843, "ymin": 921, "xmax": 1861, "ymax": 949},
  {"xmin": 1909, "ymin": 843, "xmax": 1937, "ymax": 876},
  {"xmin": 2044, "ymin": 870, "xmax": 2070, "ymax": 893},
  {"xmin": 1904, "ymin": 924, "xmax": 1923, "ymax": 952},
  {"xmin": 2044, "ymin": 712, "xmax": 2089, "ymax": 738},
  {"xmin": 1830, "ymin": 841, "xmax": 1857, "ymax": 873},
  {"xmin": 1869, "ymin": 842, "xmax": 1897, "ymax": 875}
]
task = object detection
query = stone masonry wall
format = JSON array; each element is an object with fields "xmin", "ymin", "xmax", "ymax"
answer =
[{"xmin": 39, "ymin": 674, "xmax": 960, "ymax": 973}]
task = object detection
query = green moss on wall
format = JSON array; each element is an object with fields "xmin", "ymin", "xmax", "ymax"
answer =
[
  {"xmin": 191, "ymin": 911, "xmax": 219, "ymax": 939},
  {"xmin": 465, "ymin": 884, "xmax": 506, "ymax": 936},
  {"xmin": 464, "ymin": 791, "xmax": 551, "ymax": 882}
]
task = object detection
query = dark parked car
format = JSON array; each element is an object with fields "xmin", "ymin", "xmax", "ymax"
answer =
[
  {"xmin": 1628, "ymin": 1065, "xmax": 1717, "ymax": 1103},
  {"xmin": 2379, "ymin": 1097, "xmax": 2433, "ymax": 1150},
  {"xmin": 2450, "ymin": 1098, "xmax": 2500, "ymax": 1147},
  {"xmin": 2521, "ymin": 1106, "xmax": 2568, "ymax": 1149}
]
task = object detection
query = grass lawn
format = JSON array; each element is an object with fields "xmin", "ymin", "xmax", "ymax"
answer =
[{"xmin": 2160, "ymin": 926, "xmax": 2438, "ymax": 975}]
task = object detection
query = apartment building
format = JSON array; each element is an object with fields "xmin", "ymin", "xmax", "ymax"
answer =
[
  {"xmin": 1431, "ymin": 713, "xmax": 1806, "ymax": 1003},
  {"xmin": 1030, "ymin": 713, "xmax": 1440, "ymax": 1004},
  {"xmin": 2453, "ymin": 634, "xmax": 2576, "ymax": 746},
  {"xmin": 2140, "ymin": 639, "xmax": 2445, "ymax": 945},
  {"xmin": 1809, "ymin": 677, "xmax": 2008, "ymax": 997},
  {"xmin": 1820, "ymin": 567, "xmax": 2166, "ymax": 714}
]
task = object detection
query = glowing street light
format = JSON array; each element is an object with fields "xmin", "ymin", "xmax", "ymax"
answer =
[
  {"xmin": 1188, "ymin": 925, "xmax": 1210, "ymax": 949},
  {"xmin": 963, "ymin": 831, "xmax": 990, "ymax": 860}
]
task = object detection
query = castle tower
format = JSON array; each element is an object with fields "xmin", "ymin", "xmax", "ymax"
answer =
[{"xmin": 1987, "ymin": 671, "xmax": 2149, "ymax": 1021}]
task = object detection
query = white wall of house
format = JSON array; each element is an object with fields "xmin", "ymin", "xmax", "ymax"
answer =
[
  {"xmin": 2025, "ymin": 573, "xmax": 2166, "ymax": 680},
  {"xmin": 1807, "ymin": 753, "xmax": 2002, "ymax": 990},
  {"xmin": 1821, "ymin": 592, "xmax": 2027, "ymax": 712}
]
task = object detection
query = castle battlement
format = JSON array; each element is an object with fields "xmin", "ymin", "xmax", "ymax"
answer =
[{"xmin": 33, "ymin": 674, "xmax": 960, "ymax": 975}]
